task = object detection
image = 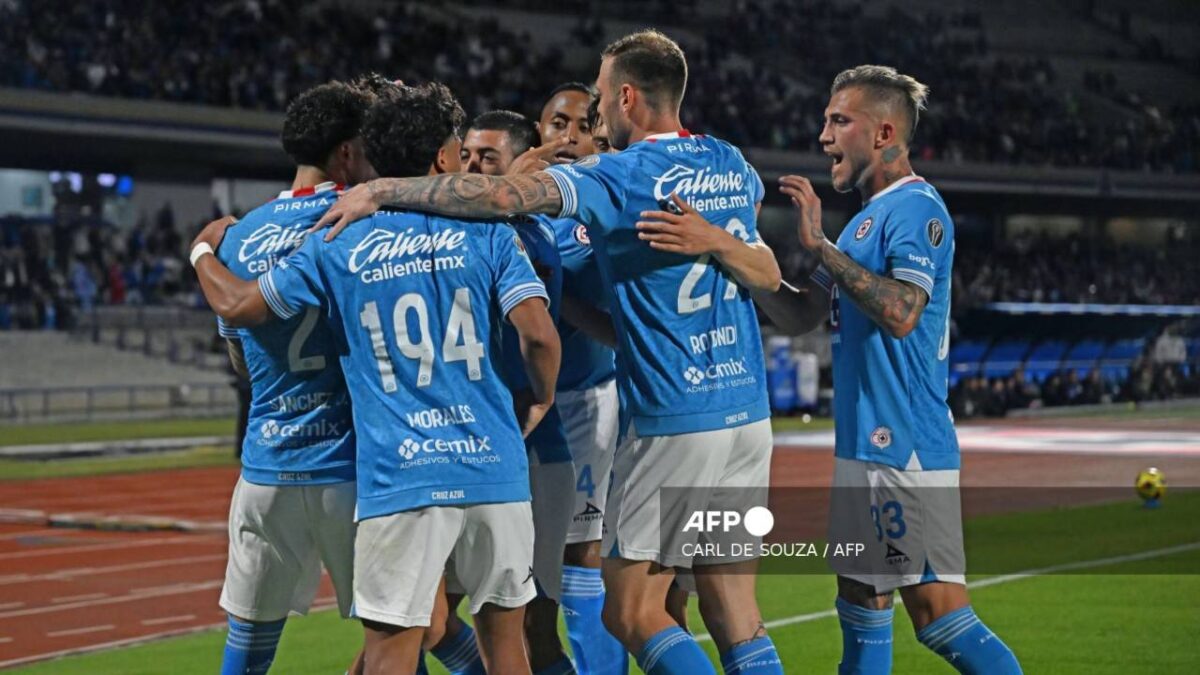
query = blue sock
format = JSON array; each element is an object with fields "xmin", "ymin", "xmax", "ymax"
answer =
[
  {"xmin": 562, "ymin": 565, "xmax": 628, "ymax": 675},
  {"xmin": 430, "ymin": 623, "xmax": 486, "ymax": 675},
  {"xmin": 637, "ymin": 626, "xmax": 716, "ymax": 675},
  {"xmin": 536, "ymin": 654, "xmax": 578, "ymax": 675},
  {"xmin": 835, "ymin": 597, "xmax": 893, "ymax": 675},
  {"xmin": 719, "ymin": 636, "xmax": 783, "ymax": 674},
  {"xmin": 221, "ymin": 615, "xmax": 286, "ymax": 675},
  {"xmin": 916, "ymin": 606, "xmax": 1022, "ymax": 674}
]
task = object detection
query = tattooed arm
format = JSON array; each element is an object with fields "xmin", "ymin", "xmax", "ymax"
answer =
[
  {"xmin": 315, "ymin": 172, "xmax": 564, "ymax": 240},
  {"xmin": 779, "ymin": 175, "xmax": 927, "ymax": 339}
]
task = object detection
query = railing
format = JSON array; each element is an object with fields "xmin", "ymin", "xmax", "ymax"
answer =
[{"xmin": 0, "ymin": 383, "xmax": 237, "ymax": 423}]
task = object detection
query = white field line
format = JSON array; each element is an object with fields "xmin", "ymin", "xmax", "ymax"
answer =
[
  {"xmin": 45, "ymin": 625, "xmax": 115, "ymax": 638},
  {"xmin": 141, "ymin": 614, "xmax": 196, "ymax": 626},
  {"xmin": 695, "ymin": 541, "xmax": 1200, "ymax": 643}
]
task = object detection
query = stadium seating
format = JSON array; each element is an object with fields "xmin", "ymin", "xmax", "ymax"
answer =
[
  {"xmin": 1098, "ymin": 338, "xmax": 1148, "ymax": 382},
  {"xmin": 980, "ymin": 340, "xmax": 1033, "ymax": 379},
  {"xmin": 1061, "ymin": 340, "xmax": 1107, "ymax": 378},
  {"xmin": 1022, "ymin": 340, "xmax": 1070, "ymax": 382},
  {"xmin": 948, "ymin": 339, "xmax": 989, "ymax": 385}
]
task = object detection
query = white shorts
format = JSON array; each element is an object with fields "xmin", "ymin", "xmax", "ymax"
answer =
[
  {"xmin": 220, "ymin": 478, "xmax": 356, "ymax": 621},
  {"xmin": 530, "ymin": 458, "xmax": 576, "ymax": 601},
  {"xmin": 354, "ymin": 502, "xmax": 536, "ymax": 626},
  {"xmin": 828, "ymin": 457, "xmax": 966, "ymax": 594},
  {"xmin": 558, "ymin": 379, "xmax": 619, "ymax": 545},
  {"xmin": 603, "ymin": 418, "xmax": 773, "ymax": 568}
]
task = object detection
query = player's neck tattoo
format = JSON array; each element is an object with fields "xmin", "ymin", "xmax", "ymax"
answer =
[
  {"xmin": 367, "ymin": 172, "xmax": 563, "ymax": 219},
  {"xmin": 881, "ymin": 146, "xmax": 902, "ymax": 164}
]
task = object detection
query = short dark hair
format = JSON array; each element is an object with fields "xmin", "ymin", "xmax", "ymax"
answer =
[
  {"xmin": 280, "ymin": 81, "xmax": 373, "ymax": 167},
  {"xmin": 362, "ymin": 82, "xmax": 466, "ymax": 178},
  {"xmin": 831, "ymin": 65, "xmax": 929, "ymax": 144},
  {"xmin": 601, "ymin": 30, "xmax": 687, "ymax": 111},
  {"xmin": 469, "ymin": 110, "xmax": 540, "ymax": 156},
  {"xmin": 352, "ymin": 72, "xmax": 402, "ymax": 98},
  {"xmin": 586, "ymin": 94, "xmax": 602, "ymax": 131},
  {"xmin": 545, "ymin": 82, "xmax": 592, "ymax": 102}
]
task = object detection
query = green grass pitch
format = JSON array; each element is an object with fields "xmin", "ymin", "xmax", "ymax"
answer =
[{"xmin": 11, "ymin": 491, "xmax": 1198, "ymax": 673}]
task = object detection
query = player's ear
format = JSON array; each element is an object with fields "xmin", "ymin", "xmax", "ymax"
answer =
[
  {"xmin": 876, "ymin": 121, "xmax": 896, "ymax": 149},
  {"xmin": 620, "ymin": 83, "xmax": 635, "ymax": 113}
]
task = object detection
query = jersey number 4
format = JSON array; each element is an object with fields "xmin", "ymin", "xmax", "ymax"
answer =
[
  {"xmin": 677, "ymin": 218, "xmax": 750, "ymax": 314},
  {"xmin": 358, "ymin": 289, "xmax": 485, "ymax": 392}
]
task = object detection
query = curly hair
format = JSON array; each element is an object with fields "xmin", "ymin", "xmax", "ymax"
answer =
[
  {"xmin": 362, "ymin": 82, "xmax": 466, "ymax": 178},
  {"xmin": 280, "ymin": 81, "xmax": 373, "ymax": 167}
]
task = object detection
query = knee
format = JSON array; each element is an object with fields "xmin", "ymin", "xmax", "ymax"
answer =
[
  {"xmin": 563, "ymin": 541, "xmax": 600, "ymax": 568},
  {"xmin": 837, "ymin": 576, "xmax": 893, "ymax": 610}
]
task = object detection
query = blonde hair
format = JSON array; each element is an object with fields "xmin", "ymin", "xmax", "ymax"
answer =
[{"xmin": 832, "ymin": 65, "xmax": 929, "ymax": 144}]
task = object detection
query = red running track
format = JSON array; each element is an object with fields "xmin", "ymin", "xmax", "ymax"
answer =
[{"xmin": 0, "ymin": 467, "xmax": 336, "ymax": 669}]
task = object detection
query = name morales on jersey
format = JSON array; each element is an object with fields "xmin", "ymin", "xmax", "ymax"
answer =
[
  {"xmin": 238, "ymin": 223, "xmax": 308, "ymax": 266},
  {"xmin": 347, "ymin": 227, "xmax": 468, "ymax": 280},
  {"xmin": 404, "ymin": 404, "xmax": 476, "ymax": 430},
  {"xmin": 653, "ymin": 164, "xmax": 749, "ymax": 211}
]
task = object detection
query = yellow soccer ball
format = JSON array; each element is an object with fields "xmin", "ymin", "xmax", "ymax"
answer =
[{"xmin": 1135, "ymin": 467, "xmax": 1166, "ymax": 502}]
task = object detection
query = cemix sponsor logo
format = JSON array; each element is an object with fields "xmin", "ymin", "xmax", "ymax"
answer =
[
  {"xmin": 260, "ymin": 419, "xmax": 344, "ymax": 439},
  {"xmin": 653, "ymin": 164, "xmax": 746, "ymax": 203},
  {"xmin": 681, "ymin": 355, "xmax": 753, "ymax": 391},
  {"xmin": 238, "ymin": 223, "xmax": 308, "ymax": 268},
  {"xmin": 398, "ymin": 435, "xmax": 493, "ymax": 461},
  {"xmin": 348, "ymin": 227, "xmax": 467, "ymax": 274}
]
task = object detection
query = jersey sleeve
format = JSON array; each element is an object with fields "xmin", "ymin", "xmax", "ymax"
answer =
[
  {"xmin": 544, "ymin": 154, "xmax": 629, "ymax": 230},
  {"xmin": 809, "ymin": 265, "xmax": 834, "ymax": 293},
  {"xmin": 216, "ymin": 317, "xmax": 239, "ymax": 339},
  {"xmin": 882, "ymin": 195, "xmax": 953, "ymax": 299},
  {"xmin": 258, "ymin": 235, "xmax": 325, "ymax": 321},
  {"xmin": 492, "ymin": 229, "xmax": 550, "ymax": 320}
]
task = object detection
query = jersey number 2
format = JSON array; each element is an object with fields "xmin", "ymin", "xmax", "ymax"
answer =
[{"xmin": 677, "ymin": 218, "xmax": 750, "ymax": 314}]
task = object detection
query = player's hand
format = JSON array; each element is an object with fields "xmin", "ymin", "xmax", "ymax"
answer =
[
  {"xmin": 635, "ymin": 193, "xmax": 731, "ymax": 256},
  {"xmin": 312, "ymin": 183, "xmax": 383, "ymax": 241},
  {"xmin": 512, "ymin": 389, "xmax": 552, "ymax": 438},
  {"xmin": 779, "ymin": 175, "xmax": 828, "ymax": 252},
  {"xmin": 507, "ymin": 137, "xmax": 571, "ymax": 175},
  {"xmin": 191, "ymin": 215, "xmax": 238, "ymax": 252}
]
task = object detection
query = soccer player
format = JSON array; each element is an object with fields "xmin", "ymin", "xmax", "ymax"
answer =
[
  {"xmin": 316, "ymin": 30, "xmax": 785, "ymax": 675},
  {"xmin": 211, "ymin": 80, "xmax": 375, "ymax": 675},
  {"xmin": 749, "ymin": 66, "xmax": 1023, "ymax": 674},
  {"xmin": 190, "ymin": 82, "xmax": 560, "ymax": 675},
  {"xmin": 449, "ymin": 108, "xmax": 576, "ymax": 675},
  {"xmin": 537, "ymin": 82, "xmax": 596, "ymax": 165}
]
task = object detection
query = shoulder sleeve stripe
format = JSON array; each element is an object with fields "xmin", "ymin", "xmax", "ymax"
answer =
[
  {"xmin": 545, "ymin": 168, "xmax": 578, "ymax": 219},
  {"xmin": 891, "ymin": 268, "xmax": 935, "ymax": 296},
  {"xmin": 258, "ymin": 271, "xmax": 298, "ymax": 320},
  {"xmin": 500, "ymin": 282, "xmax": 550, "ymax": 319},
  {"xmin": 810, "ymin": 265, "xmax": 834, "ymax": 293},
  {"xmin": 216, "ymin": 317, "xmax": 239, "ymax": 338}
]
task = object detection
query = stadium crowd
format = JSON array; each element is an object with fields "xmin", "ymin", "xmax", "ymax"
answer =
[{"xmin": 2, "ymin": 0, "xmax": 1197, "ymax": 173}]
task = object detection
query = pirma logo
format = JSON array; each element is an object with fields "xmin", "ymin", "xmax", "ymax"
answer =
[
  {"xmin": 854, "ymin": 217, "xmax": 874, "ymax": 240},
  {"xmin": 870, "ymin": 426, "xmax": 892, "ymax": 449},
  {"xmin": 684, "ymin": 366, "xmax": 705, "ymax": 385}
]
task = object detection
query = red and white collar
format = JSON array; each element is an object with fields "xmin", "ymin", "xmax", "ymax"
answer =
[
  {"xmin": 278, "ymin": 181, "xmax": 342, "ymax": 200},
  {"xmin": 866, "ymin": 175, "xmax": 924, "ymax": 204},
  {"xmin": 644, "ymin": 129, "xmax": 698, "ymax": 143}
]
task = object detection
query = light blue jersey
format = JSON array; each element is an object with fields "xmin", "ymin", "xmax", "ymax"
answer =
[
  {"xmin": 545, "ymin": 130, "xmax": 769, "ymax": 436},
  {"xmin": 545, "ymin": 215, "xmax": 617, "ymax": 392},
  {"xmin": 812, "ymin": 176, "xmax": 959, "ymax": 471},
  {"xmin": 500, "ymin": 216, "xmax": 570, "ymax": 464},
  {"xmin": 261, "ymin": 209, "xmax": 548, "ymax": 519},
  {"xmin": 215, "ymin": 181, "xmax": 354, "ymax": 485}
]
